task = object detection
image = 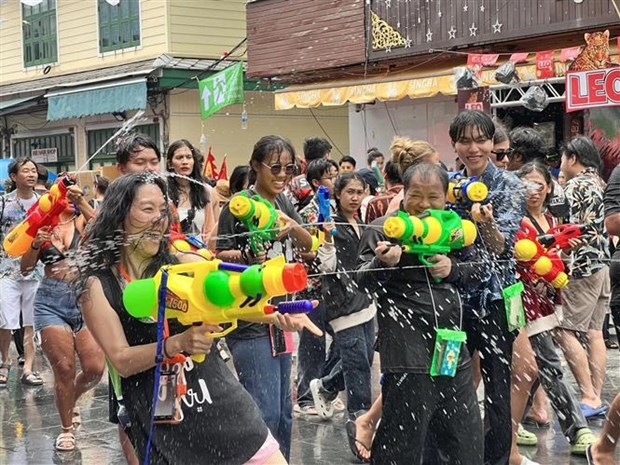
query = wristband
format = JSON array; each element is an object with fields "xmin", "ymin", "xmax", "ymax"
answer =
[{"xmin": 163, "ymin": 337, "xmax": 174, "ymax": 359}]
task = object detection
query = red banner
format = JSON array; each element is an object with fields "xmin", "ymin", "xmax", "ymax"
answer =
[
  {"xmin": 510, "ymin": 52, "xmax": 529, "ymax": 63},
  {"xmin": 467, "ymin": 54, "xmax": 500, "ymax": 67},
  {"xmin": 565, "ymin": 68, "xmax": 620, "ymax": 112},
  {"xmin": 536, "ymin": 51, "xmax": 556, "ymax": 79},
  {"xmin": 560, "ymin": 46, "xmax": 581, "ymax": 62}
]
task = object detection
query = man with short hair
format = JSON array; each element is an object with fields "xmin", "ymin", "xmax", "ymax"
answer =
[
  {"xmin": 0, "ymin": 158, "xmax": 44, "ymax": 387},
  {"xmin": 449, "ymin": 110, "xmax": 525, "ymax": 465},
  {"xmin": 339, "ymin": 156, "xmax": 356, "ymax": 173},
  {"xmin": 287, "ymin": 137, "xmax": 333, "ymax": 211},
  {"xmin": 116, "ymin": 133, "xmax": 162, "ymax": 174},
  {"xmin": 554, "ymin": 136, "xmax": 610, "ymax": 420}
]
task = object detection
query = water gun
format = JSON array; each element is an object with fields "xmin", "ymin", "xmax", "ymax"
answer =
[
  {"xmin": 446, "ymin": 172, "xmax": 489, "ymax": 208},
  {"xmin": 229, "ymin": 193, "xmax": 280, "ymax": 255},
  {"xmin": 3, "ymin": 175, "xmax": 76, "ymax": 257},
  {"xmin": 514, "ymin": 220, "xmax": 568, "ymax": 288},
  {"xmin": 317, "ymin": 185, "xmax": 336, "ymax": 236},
  {"xmin": 169, "ymin": 231, "xmax": 212, "ymax": 259},
  {"xmin": 537, "ymin": 224, "xmax": 587, "ymax": 251},
  {"xmin": 123, "ymin": 256, "xmax": 312, "ymax": 362},
  {"xmin": 383, "ymin": 209, "xmax": 478, "ymax": 266}
]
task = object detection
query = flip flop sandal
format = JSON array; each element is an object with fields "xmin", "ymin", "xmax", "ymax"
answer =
[
  {"xmin": 0, "ymin": 365, "xmax": 9, "ymax": 388},
  {"xmin": 72, "ymin": 407, "xmax": 82, "ymax": 431},
  {"xmin": 580, "ymin": 403, "xmax": 609, "ymax": 419},
  {"xmin": 55, "ymin": 431, "xmax": 76, "ymax": 452},
  {"xmin": 585, "ymin": 444, "xmax": 595, "ymax": 465},
  {"xmin": 20, "ymin": 371, "xmax": 43, "ymax": 386},
  {"xmin": 345, "ymin": 419, "xmax": 371, "ymax": 463}
]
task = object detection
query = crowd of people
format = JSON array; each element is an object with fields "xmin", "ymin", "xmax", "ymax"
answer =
[{"xmin": 0, "ymin": 109, "xmax": 618, "ymax": 465}]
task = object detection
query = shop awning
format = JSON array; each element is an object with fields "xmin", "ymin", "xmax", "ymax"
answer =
[
  {"xmin": 46, "ymin": 78, "xmax": 147, "ymax": 121},
  {"xmin": 274, "ymin": 63, "xmax": 566, "ymax": 110},
  {"xmin": 0, "ymin": 95, "xmax": 42, "ymax": 115}
]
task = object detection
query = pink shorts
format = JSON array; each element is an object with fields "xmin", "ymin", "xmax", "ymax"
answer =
[{"xmin": 244, "ymin": 431, "xmax": 280, "ymax": 465}]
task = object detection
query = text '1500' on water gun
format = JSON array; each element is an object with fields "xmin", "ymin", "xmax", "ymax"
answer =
[
  {"xmin": 3, "ymin": 174, "xmax": 76, "ymax": 257},
  {"xmin": 123, "ymin": 256, "xmax": 313, "ymax": 362},
  {"xmin": 383, "ymin": 209, "xmax": 477, "ymax": 266},
  {"xmin": 229, "ymin": 193, "xmax": 280, "ymax": 256},
  {"xmin": 514, "ymin": 220, "xmax": 568, "ymax": 289},
  {"xmin": 537, "ymin": 223, "xmax": 587, "ymax": 251},
  {"xmin": 446, "ymin": 172, "xmax": 489, "ymax": 209}
]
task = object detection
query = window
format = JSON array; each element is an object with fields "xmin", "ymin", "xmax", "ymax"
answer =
[
  {"xmin": 86, "ymin": 123, "xmax": 159, "ymax": 169},
  {"xmin": 98, "ymin": 0, "xmax": 140, "ymax": 53},
  {"xmin": 22, "ymin": 0, "xmax": 57, "ymax": 67}
]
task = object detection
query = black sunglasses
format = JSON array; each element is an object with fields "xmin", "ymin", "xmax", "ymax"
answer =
[
  {"xmin": 261, "ymin": 162, "xmax": 297, "ymax": 176},
  {"xmin": 491, "ymin": 149, "xmax": 513, "ymax": 161}
]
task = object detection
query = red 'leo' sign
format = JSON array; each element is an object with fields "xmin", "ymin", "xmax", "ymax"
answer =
[{"xmin": 565, "ymin": 68, "xmax": 620, "ymax": 112}]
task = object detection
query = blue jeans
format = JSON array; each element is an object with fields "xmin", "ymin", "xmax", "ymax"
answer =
[
  {"xmin": 321, "ymin": 319, "xmax": 375, "ymax": 415},
  {"xmin": 296, "ymin": 302, "xmax": 340, "ymax": 408},
  {"xmin": 227, "ymin": 336, "xmax": 292, "ymax": 460}
]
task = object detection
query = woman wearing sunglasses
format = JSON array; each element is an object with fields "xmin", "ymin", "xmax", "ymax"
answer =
[
  {"xmin": 216, "ymin": 135, "xmax": 319, "ymax": 461},
  {"xmin": 491, "ymin": 121, "xmax": 511, "ymax": 169}
]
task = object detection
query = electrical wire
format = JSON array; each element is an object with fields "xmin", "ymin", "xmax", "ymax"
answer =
[{"xmin": 308, "ymin": 108, "xmax": 345, "ymax": 156}]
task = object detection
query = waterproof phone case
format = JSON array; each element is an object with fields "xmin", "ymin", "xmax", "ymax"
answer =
[
  {"xmin": 430, "ymin": 328, "xmax": 467, "ymax": 377},
  {"xmin": 154, "ymin": 370, "xmax": 182, "ymax": 424},
  {"xmin": 503, "ymin": 282, "xmax": 525, "ymax": 332}
]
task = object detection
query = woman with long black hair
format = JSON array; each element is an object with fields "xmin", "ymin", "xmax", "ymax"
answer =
[{"xmin": 166, "ymin": 139, "xmax": 218, "ymax": 240}]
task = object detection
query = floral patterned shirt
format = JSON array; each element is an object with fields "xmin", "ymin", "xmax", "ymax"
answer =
[{"xmin": 564, "ymin": 167, "xmax": 610, "ymax": 279}]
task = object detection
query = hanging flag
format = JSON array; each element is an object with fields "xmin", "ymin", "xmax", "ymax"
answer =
[
  {"xmin": 560, "ymin": 46, "xmax": 581, "ymax": 62},
  {"xmin": 198, "ymin": 62, "xmax": 244, "ymax": 119},
  {"xmin": 510, "ymin": 52, "xmax": 529, "ymax": 63},
  {"xmin": 218, "ymin": 156, "xmax": 228, "ymax": 181},
  {"xmin": 535, "ymin": 51, "xmax": 555, "ymax": 79},
  {"xmin": 467, "ymin": 54, "xmax": 499, "ymax": 67},
  {"xmin": 203, "ymin": 147, "xmax": 219, "ymax": 179}
]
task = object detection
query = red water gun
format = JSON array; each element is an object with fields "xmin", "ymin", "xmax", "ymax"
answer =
[
  {"xmin": 3, "ymin": 174, "xmax": 75, "ymax": 257},
  {"xmin": 514, "ymin": 220, "xmax": 568, "ymax": 289},
  {"xmin": 537, "ymin": 224, "xmax": 587, "ymax": 251}
]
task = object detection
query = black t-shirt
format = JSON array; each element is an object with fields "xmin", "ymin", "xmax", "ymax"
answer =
[
  {"xmin": 604, "ymin": 164, "xmax": 620, "ymax": 307},
  {"xmin": 216, "ymin": 188, "xmax": 303, "ymax": 339},
  {"xmin": 97, "ymin": 270, "xmax": 269, "ymax": 464}
]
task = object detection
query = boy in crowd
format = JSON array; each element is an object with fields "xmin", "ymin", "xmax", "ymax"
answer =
[
  {"xmin": 339, "ymin": 156, "xmax": 356, "ymax": 173},
  {"xmin": 287, "ymin": 137, "xmax": 332, "ymax": 210}
]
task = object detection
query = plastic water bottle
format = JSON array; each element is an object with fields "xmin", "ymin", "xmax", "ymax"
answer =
[{"xmin": 241, "ymin": 109, "xmax": 248, "ymax": 130}]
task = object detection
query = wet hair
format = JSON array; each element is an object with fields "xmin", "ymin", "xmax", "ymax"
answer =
[
  {"xmin": 78, "ymin": 173, "xmax": 175, "ymax": 281},
  {"xmin": 390, "ymin": 137, "xmax": 436, "ymax": 175},
  {"xmin": 249, "ymin": 135, "xmax": 296, "ymax": 177},
  {"xmin": 367, "ymin": 148, "xmax": 384, "ymax": 166},
  {"xmin": 510, "ymin": 127, "xmax": 546, "ymax": 164},
  {"xmin": 516, "ymin": 162, "xmax": 553, "ymax": 205},
  {"xmin": 384, "ymin": 161, "xmax": 402, "ymax": 185},
  {"xmin": 449, "ymin": 110, "xmax": 495, "ymax": 143},
  {"xmin": 339, "ymin": 155, "xmax": 356, "ymax": 168},
  {"xmin": 306, "ymin": 159, "xmax": 335, "ymax": 190},
  {"xmin": 493, "ymin": 120, "xmax": 510, "ymax": 145},
  {"xmin": 402, "ymin": 162, "xmax": 449, "ymax": 193},
  {"xmin": 229, "ymin": 165, "xmax": 250, "ymax": 195},
  {"xmin": 8, "ymin": 157, "xmax": 38, "ymax": 191},
  {"xmin": 562, "ymin": 135, "xmax": 601, "ymax": 171},
  {"xmin": 116, "ymin": 133, "xmax": 161, "ymax": 166},
  {"xmin": 303, "ymin": 137, "xmax": 332, "ymax": 162},
  {"xmin": 333, "ymin": 172, "xmax": 366, "ymax": 212},
  {"xmin": 94, "ymin": 174, "xmax": 109, "ymax": 196},
  {"xmin": 166, "ymin": 139, "xmax": 208, "ymax": 210}
]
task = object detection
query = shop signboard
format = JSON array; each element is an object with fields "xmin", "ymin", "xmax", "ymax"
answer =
[
  {"xmin": 31, "ymin": 147, "xmax": 58, "ymax": 163},
  {"xmin": 566, "ymin": 67, "xmax": 620, "ymax": 113}
]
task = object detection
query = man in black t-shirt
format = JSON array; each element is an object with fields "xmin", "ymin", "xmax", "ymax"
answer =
[{"xmin": 604, "ymin": 164, "xmax": 620, "ymax": 352}]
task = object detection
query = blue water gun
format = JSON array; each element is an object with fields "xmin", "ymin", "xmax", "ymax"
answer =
[{"xmin": 316, "ymin": 185, "xmax": 336, "ymax": 236}]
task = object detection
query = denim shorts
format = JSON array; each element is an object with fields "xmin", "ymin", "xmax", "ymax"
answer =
[{"xmin": 34, "ymin": 277, "xmax": 84, "ymax": 333}]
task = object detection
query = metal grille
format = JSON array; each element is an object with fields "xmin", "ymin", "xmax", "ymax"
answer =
[{"xmin": 86, "ymin": 123, "xmax": 160, "ymax": 169}]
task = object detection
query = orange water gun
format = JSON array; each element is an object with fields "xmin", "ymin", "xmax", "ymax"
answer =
[
  {"xmin": 514, "ymin": 220, "xmax": 568, "ymax": 288},
  {"xmin": 3, "ymin": 175, "xmax": 75, "ymax": 257}
]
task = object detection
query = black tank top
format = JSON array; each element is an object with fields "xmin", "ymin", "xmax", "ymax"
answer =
[{"xmin": 96, "ymin": 269, "xmax": 269, "ymax": 464}]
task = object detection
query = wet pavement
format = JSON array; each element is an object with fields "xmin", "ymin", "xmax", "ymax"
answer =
[{"xmin": 0, "ymin": 343, "xmax": 618, "ymax": 465}]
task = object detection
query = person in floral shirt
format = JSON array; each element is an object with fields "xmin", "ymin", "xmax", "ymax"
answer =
[
  {"xmin": 295, "ymin": 158, "xmax": 341, "ymax": 416},
  {"xmin": 554, "ymin": 136, "xmax": 611, "ymax": 420}
]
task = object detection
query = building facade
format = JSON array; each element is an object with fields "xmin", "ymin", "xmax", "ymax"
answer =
[{"xmin": 0, "ymin": 0, "xmax": 348, "ymax": 173}]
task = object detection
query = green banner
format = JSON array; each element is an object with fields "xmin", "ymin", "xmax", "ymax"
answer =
[{"xmin": 198, "ymin": 62, "xmax": 244, "ymax": 119}]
